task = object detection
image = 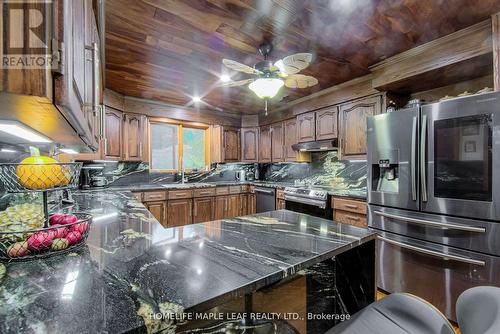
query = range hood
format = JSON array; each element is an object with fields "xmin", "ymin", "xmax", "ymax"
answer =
[{"xmin": 292, "ymin": 139, "xmax": 338, "ymax": 152}]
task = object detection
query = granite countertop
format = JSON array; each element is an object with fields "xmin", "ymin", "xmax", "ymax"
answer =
[
  {"xmin": 0, "ymin": 190, "xmax": 375, "ymax": 333},
  {"xmin": 98, "ymin": 181, "xmax": 367, "ymax": 200}
]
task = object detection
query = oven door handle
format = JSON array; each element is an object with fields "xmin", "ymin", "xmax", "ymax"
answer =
[
  {"xmin": 374, "ymin": 211, "xmax": 486, "ymax": 233},
  {"xmin": 378, "ymin": 236, "xmax": 486, "ymax": 266},
  {"xmin": 284, "ymin": 195, "xmax": 326, "ymax": 209}
]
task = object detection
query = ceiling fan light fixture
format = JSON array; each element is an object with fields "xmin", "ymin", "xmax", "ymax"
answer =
[
  {"xmin": 248, "ymin": 78, "xmax": 284, "ymax": 99},
  {"xmin": 220, "ymin": 74, "xmax": 231, "ymax": 82}
]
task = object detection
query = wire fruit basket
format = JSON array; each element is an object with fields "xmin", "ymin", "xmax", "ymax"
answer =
[
  {"xmin": 0, "ymin": 212, "xmax": 92, "ymax": 261},
  {"xmin": 0, "ymin": 162, "xmax": 82, "ymax": 192},
  {"xmin": 0, "ymin": 162, "xmax": 92, "ymax": 261}
]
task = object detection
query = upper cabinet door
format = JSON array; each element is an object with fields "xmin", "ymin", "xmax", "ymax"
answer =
[
  {"xmin": 271, "ymin": 122, "xmax": 284, "ymax": 162},
  {"xmin": 284, "ymin": 118, "xmax": 298, "ymax": 162},
  {"xmin": 339, "ymin": 95, "xmax": 382, "ymax": 159},
  {"xmin": 241, "ymin": 128, "xmax": 259, "ymax": 162},
  {"xmin": 297, "ymin": 111, "xmax": 316, "ymax": 142},
  {"xmin": 104, "ymin": 107, "xmax": 123, "ymax": 160},
  {"xmin": 315, "ymin": 107, "xmax": 338, "ymax": 140},
  {"xmin": 259, "ymin": 126, "xmax": 272, "ymax": 162},
  {"xmin": 223, "ymin": 128, "xmax": 240, "ymax": 162},
  {"xmin": 124, "ymin": 113, "xmax": 144, "ymax": 161}
]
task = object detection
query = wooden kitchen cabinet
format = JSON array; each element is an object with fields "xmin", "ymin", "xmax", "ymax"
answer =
[
  {"xmin": 315, "ymin": 107, "xmax": 338, "ymax": 140},
  {"xmin": 283, "ymin": 118, "xmax": 311, "ymax": 163},
  {"xmin": 271, "ymin": 122, "xmax": 284, "ymax": 162},
  {"xmin": 276, "ymin": 189, "xmax": 286, "ymax": 209},
  {"xmin": 224, "ymin": 128, "xmax": 240, "ymax": 162},
  {"xmin": 332, "ymin": 197, "xmax": 368, "ymax": 228},
  {"xmin": 297, "ymin": 111, "xmax": 316, "ymax": 142},
  {"xmin": 145, "ymin": 201, "xmax": 166, "ymax": 226},
  {"xmin": 339, "ymin": 95, "xmax": 382, "ymax": 159},
  {"xmin": 241, "ymin": 128, "xmax": 259, "ymax": 162},
  {"xmin": 227, "ymin": 194, "xmax": 240, "ymax": 218},
  {"xmin": 103, "ymin": 107, "xmax": 123, "ymax": 160},
  {"xmin": 166, "ymin": 199, "xmax": 192, "ymax": 227},
  {"xmin": 259, "ymin": 126, "xmax": 272, "ymax": 162},
  {"xmin": 248, "ymin": 194, "xmax": 256, "ymax": 214},
  {"xmin": 214, "ymin": 196, "xmax": 228, "ymax": 220},
  {"xmin": 123, "ymin": 113, "xmax": 144, "ymax": 161},
  {"xmin": 240, "ymin": 194, "xmax": 248, "ymax": 216},
  {"xmin": 211, "ymin": 126, "xmax": 241, "ymax": 163},
  {"xmin": 193, "ymin": 197, "xmax": 214, "ymax": 224}
]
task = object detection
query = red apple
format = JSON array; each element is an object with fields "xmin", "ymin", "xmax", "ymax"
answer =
[
  {"xmin": 27, "ymin": 231, "xmax": 54, "ymax": 250},
  {"xmin": 6, "ymin": 241, "xmax": 30, "ymax": 257},
  {"xmin": 49, "ymin": 213, "xmax": 65, "ymax": 226},
  {"xmin": 61, "ymin": 214, "xmax": 78, "ymax": 225},
  {"xmin": 65, "ymin": 231, "xmax": 82, "ymax": 245},
  {"xmin": 69, "ymin": 221, "xmax": 88, "ymax": 234},
  {"xmin": 51, "ymin": 224, "xmax": 68, "ymax": 238}
]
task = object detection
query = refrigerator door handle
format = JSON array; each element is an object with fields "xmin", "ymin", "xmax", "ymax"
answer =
[
  {"xmin": 374, "ymin": 210, "xmax": 486, "ymax": 233},
  {"xmin": 420, "ymin": 114, "xmax": 428, "ymax": 202},
  {"xmin": 378, "ymin": 236, "xmax": 486, "ymax": 266},
  {"xmin": 411, "ymin": 116, "xmax": 417, "ymax": 201}
]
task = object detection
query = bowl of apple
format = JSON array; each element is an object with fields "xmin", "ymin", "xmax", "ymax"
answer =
[{"xmin": 0, "ymin": 212, "xmax": 92, "ymax": 261}]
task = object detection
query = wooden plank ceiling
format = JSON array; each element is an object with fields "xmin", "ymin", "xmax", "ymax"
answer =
[{"xmin": 105, "ymin": 0, "xmax": 500, "ymax": 114}]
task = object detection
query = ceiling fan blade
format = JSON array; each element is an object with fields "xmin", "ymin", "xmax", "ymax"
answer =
[
  {"xmin": 222, "ymin": 59, "xmax": 260, "ymax": 74},
  {"xmin": 277, "ymin": 53, "xmax": 313, "ymax": 75},
  {"xmin": 285, "ymin": 74, "xmax": 318, "ymax": 89},
  {"xmin": 219, "ymin": 78, "xmax": 254, "ymax": 87}
]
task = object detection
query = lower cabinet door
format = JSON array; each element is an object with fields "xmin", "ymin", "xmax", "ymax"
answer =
[
  {"xmin": 146, "ymin": 201, "xmax": 165, "ymax": 226},
  {"xmin": 214, "ymin": 196, "xmax": 228, "ymax": 220},
  {"xmin": 276, "ymin": 199, "xmax": 286, "ymax": 210},
  {"xmin": 240, "ymin": 194, "xmax": 248, "ymax": 216},
  {"xmin": 166, "ymin": 199, "xmax": 192, "ymax": 227},
  {"xmin": 193, "ymin": 197, "xmax": 214, "ymax": 224},
  {"xmin": 248, "ymin": 194, "xmax": 256, "ymax": 214},
  {"xmin": 227, "ymin": 194, "xmax": 240, "ymax": 218}
]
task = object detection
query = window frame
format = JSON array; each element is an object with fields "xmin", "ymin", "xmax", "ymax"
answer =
[{"xmin": 148, "ymin": 117, "xmax": 210, "ymax": 172}]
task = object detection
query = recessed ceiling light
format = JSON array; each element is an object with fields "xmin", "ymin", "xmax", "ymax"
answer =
[
  {"xmin": 0, "ymin": 121, "xmax": 52, "ymax": 143},
  {"xmin": 192, "ymin": 96, "xmax": 201, "ymax": 103},
  {"xmin": 220, "ymin": 74, "xmax": 231, "ymax": 82},
  {"xmin": 1, "ymin": 148, "xmax": 16, "ymax": 153},
  {"xmin": 60, "ymin": 148, "xmax": 79, "ymax": 154}
]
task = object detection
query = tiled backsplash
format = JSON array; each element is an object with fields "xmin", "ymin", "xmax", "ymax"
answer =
[{"xmin": 80, "ymin": 151, "xmax": 366, "ymax": 192}]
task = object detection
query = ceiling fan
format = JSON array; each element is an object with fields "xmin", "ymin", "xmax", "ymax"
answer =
[{"xmin": 220, "ymin": 42, "xmax": 318, "ymax": 114}]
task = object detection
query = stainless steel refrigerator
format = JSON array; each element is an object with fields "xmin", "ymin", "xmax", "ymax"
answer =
[{"xmin": 367, "ymin": 91, "xmax": 500, "ymax": 321}]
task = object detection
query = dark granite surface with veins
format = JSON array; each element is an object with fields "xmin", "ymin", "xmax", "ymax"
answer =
[{"xmin": 0, "ymin": 190, "xmax": 375, "ymax": 333}]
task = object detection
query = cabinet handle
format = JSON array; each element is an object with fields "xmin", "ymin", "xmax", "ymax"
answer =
[
  {"xmin": 344, "ymin": 204, "xmax": 359, "ymax": 209},
  {"xmin": 92, "ymin": 42, "xmax": 100, "ymax": 113},
  {"xmin": 175, "ymin": 192, "xmax": 187, "ymax": 197},
  {"xmin": 225, "ymin": 198, "xmax": 228, "ymax": 211},
  {"xmin": 345, "ymin": 215, "xmax": 360, "ymax": 221}
]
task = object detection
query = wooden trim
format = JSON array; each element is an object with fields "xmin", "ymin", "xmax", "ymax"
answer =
[
  {"xmin": 493, "ymin": 13, "xmax": 500, "ymax": 91},
  {"xmin": 370, "ymin": 19, "xmax": 492, "ymax": 90}
]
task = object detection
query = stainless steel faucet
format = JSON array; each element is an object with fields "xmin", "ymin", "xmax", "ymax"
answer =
[{"xmin": 180, "ymin": 157, "xmax": 188, "ymax": 184}]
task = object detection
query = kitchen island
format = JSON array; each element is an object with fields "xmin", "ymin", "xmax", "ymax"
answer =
[{"xmin": 0, "ymin": 190, "xmax": 376, "ymax": 334}]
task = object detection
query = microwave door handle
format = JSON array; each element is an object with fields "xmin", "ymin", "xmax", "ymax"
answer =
[
  {"xmin": 420, "ymin": 114, "xmax": 428, "ymax": 202},
  {"xmin": 378, "ymin": 236, "xmax": 485, "ymax": 266},
  {"xmin": 411, "ymin": 116, "xmax": 417, "ymax": 201}
]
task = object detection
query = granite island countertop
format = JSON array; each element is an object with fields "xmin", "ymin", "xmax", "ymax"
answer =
[{"xmin": 0, "ymin": 190, "xmax": 375, "ymax": 333}]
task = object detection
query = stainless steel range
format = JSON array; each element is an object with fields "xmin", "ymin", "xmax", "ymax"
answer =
[
  {"xmin": 284, "ymin": 187, "xmax": 332, "ymax": 219},
  {"xmin": 367, "ymin": 91, "xmax": 500, "ymax": 321}
]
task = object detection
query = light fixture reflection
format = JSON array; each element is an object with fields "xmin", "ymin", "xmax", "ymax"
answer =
[
  {"xmin": 248, "ymin": 78, "xmax": 284, "ymax": 99},
  {"xmin": 61, "ymin": 270, "xmax": 80, "ymax": 300}
]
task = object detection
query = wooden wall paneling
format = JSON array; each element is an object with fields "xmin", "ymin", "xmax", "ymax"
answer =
[
  {"xmin": 493, "ymin": 12, "xmax": 500, "ymax": 91},
  {"xmin": 370, "ymin": 20, "xmax": 493, "ymax": 92},
  {"xmin": 124, "ymin": 97, "xmax": 241, "ymax": 127}
]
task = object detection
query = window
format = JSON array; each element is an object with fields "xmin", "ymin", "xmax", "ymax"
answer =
[{"xmin": 150, "ymin": 120, "xmax": 209, "ymax": 171}]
